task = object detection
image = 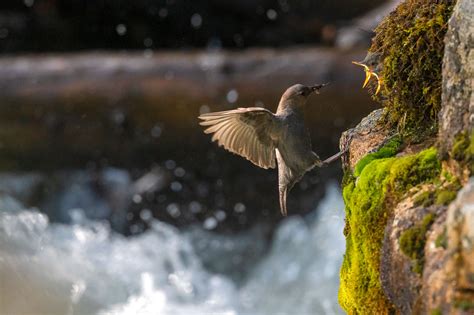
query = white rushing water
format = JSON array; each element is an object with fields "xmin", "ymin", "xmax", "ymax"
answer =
[{"xmin": 0, "ymin": 183, "xmax": 345, "ymax": 315}]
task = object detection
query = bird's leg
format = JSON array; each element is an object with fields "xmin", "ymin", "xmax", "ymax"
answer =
[
  {"xmin": 314, "ymin": 148, "xmax": 348, "ymax": 167},
  {"xmin": 279, "ymin": 185, "xmax": 288, "ymax": 217},
  {"xmin": 321, "ymin": 151, "xmax": 345, "ymax": 165}
]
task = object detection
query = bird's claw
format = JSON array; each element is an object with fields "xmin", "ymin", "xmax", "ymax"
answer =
[{"xmin": 352, "ymin": 61, "xmax": 382, "ymax": 95}]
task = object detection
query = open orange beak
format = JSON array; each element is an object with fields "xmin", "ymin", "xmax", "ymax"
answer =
[{"xmin": 352, "ymin": 61, "xmax": 381, "ymax": 95}]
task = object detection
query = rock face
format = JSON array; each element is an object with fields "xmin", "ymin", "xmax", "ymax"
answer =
[
  {"xmin": 422, "ymin": 180, "xmax": 474, "ymax": 314},
  {"xmin": 438, "ymin": 0, "xmax": 474, "ymax": 155},
  {"xmin": 339, "ymin": 0, "xmax": 474, "ymax": 313},
  {"xmin": 340, "ymin": 108, "xmax": 392, "ymax": 170}
]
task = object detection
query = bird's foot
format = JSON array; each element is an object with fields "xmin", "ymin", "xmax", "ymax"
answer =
[{"xmin": 318, "ymin": 150, "xmax": 346, "ymax": 167}]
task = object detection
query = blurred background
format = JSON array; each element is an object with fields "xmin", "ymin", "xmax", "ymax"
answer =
[{"xmin": 0, "ymin": 1, "xmax": 396, "ymax": 314}]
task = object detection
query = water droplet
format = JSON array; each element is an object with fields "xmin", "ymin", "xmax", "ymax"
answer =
[
  {"xmin": 199, "ymin": 105, "xmax": 210, "ymax": 114},
  {"xmin": 190, "ymin": 13, "xmax": 203, "ymax": 29},
  {"xmin": 159, "ymin": 8, "xmax": 168, "ymax": 18},
  {"xmin": 151, "ymin": 125, "xmax": 162, "ymax": 138},
  {"xmin": 133, "ymin": 194, "xmax": 143, "ymax": 204},
  {"xmin": 165, "ymin": 160, "xmax": 176, "ymax": 170},
  {"xmin": 226, "ymin": 89, "xmax": 239, "ymax": 103},
  {"xmin": 116, "ymin": 24, "xmax": 127, "ymax": 36},
  {"xmin": 166, "ymin": 203, "xmax": 181, "ymax": 218},
  {"xmin": 266, "ymin": 9, "xmax": 278, "ymax": 20},
  {"xmin": 203, "ymin": 217, "xmax": 218, "ymax": 230},
  {"xmin": 174, "ymin": 167, "xmax": 185, "ymax": 177},
  {"xmin": 143, "ymin": 37, "xmax": 153, "ymax": 47},
  {"xmin": 24, "ymin": 0, "xmax": 34, "ymax": 7},
  {"xmin": 111, "ymin": 109, "xmax": 125, "ymax": 125},
  {"xmin": 189, "ymin": 201, "xmax": 202, "ymax": 213},
  {"xmin": 215, "ymin": 210, "xmax": 226, "ymax": 221},
  {"xmin": 234, "ymin": 203, "xmax": 246, "ymax": 213},
  {"xmin": 140, "ymin": 209, "xmax": 152, "ymax": 221},
  {"xmin": 170, "ymin": 181, "xmax": 182, "ymax": 192}
]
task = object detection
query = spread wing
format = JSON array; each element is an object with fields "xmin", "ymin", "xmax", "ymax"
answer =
[{"xmin": 198, "ymin": 107, "xmax": 278, "ymax": 169}]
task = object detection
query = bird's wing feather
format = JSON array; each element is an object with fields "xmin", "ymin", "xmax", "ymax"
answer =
[{"xmin": 199, "ymin": 107, "xmax": 278, "ymax": 169}]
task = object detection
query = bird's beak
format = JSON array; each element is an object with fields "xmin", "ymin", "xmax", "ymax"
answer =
[
  {"xmin": 352, "ymin": 61, "xmax": 381, "ymax": 95},
  {"xmin": 311, "ymin": 82, "xmax": 329, "ymax": 94}
]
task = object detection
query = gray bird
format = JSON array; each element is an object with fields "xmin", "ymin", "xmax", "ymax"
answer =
[{"xmin": 198, "ymin": 84, "xmax": 345, "ymax": 216}]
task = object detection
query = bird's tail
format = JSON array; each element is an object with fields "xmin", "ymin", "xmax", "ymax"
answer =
[{"xmin": 279, "ymin": 186, "xmax": 288, "ymax": 216}]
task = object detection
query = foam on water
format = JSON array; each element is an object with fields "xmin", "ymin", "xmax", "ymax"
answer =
[{"xmin": 0, "ymin": 183, "xmax": 345, "ymax": 315}]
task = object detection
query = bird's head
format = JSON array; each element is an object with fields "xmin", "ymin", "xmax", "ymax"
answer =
[
  {"xmin": 280, "ymin": 83, "xmax": 328, "ymax": 107},
  {"xmin": 352, "ymin": 52, "xmax": 383, "ymax": 95}
]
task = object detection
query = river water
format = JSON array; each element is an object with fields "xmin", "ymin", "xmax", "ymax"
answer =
[{"xmin": 0, "ymin": 182, "xmax": 344, "ymax": 315}]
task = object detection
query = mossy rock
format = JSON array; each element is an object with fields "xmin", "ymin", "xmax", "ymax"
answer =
[
  {"xmin": 399, "ymin": 213, "xmax": 436, "ymax": 274},
  {"xmin": 354, "ymin": 135, "xmax": 402, "ymax": 176},
  {"xmin": 413, "ymin": 190, "xmax": 434, "ymax": 207},
  {"xmin": 369, "ymin": 0, "xmax": 456, "ymax": 134},
  {"xmin": 339, "ymin": 147, "xmax": 441, "ymax": 314},
  {"xmin": 451, "ymin": 130, "xmax": 474, "ymax": 174},
  {"xmin": 435, "ymin": 190, "xmax": 457, "ymax": 205},
  {"xmin": 434, "ymin": 227, "xmax": 447, "ymax": 249}
]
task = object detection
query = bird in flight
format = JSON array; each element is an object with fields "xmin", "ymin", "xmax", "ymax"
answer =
[{"xmin": 198, "ymin": 83, "xmax": 345, "ymax": 216}]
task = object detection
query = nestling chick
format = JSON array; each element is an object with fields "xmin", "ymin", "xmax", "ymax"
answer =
[{"xmin": 353, "ymin": 52, "xmax": 383, "ymax": 95}]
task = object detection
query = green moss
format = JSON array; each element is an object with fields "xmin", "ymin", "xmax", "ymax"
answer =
[
  {"xmin": 414, "ymin": 190, "xmax": 434, "ymax": 207},
  {"xmin": 435, "ymin": 190, "xmax": 457, "ymax": 205},
  {"xmin": 451, "ymin": 130, "xmax": 474, "ymax": 174},
  {"xmin": 339, "ymin": 147, "xmax": 441, "ymax": 314},
  {"xmin": 435, "ymin": 228, "xmax": 447, "ymax": 249},
  {"xmin": 369, "ymin": 0, "xmax": 456, "ymax": 134},
  {"xmin": 454, "ymin": 299, "xmax": 474, "ymax": 311},
  {"xmin": 399, "ymin": 213, "xmax": 435, "ymax": 274},
  {"xmin": 431, "ymin": 308, "xmax": 442, "ymax": 315},
  {"xmin": 354, "ymin": 135, "xmax": 402, "ymax": 176}
]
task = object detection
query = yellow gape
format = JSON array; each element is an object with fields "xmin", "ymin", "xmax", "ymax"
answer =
[{"xmin": 352, "ymin": 61, "xmax": 382, "ymax": 95}]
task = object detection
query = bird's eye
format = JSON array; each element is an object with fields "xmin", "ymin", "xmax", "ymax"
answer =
[{"xmin": 299, "ymin": 90, "xmax": 307, "ymax": 96}]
